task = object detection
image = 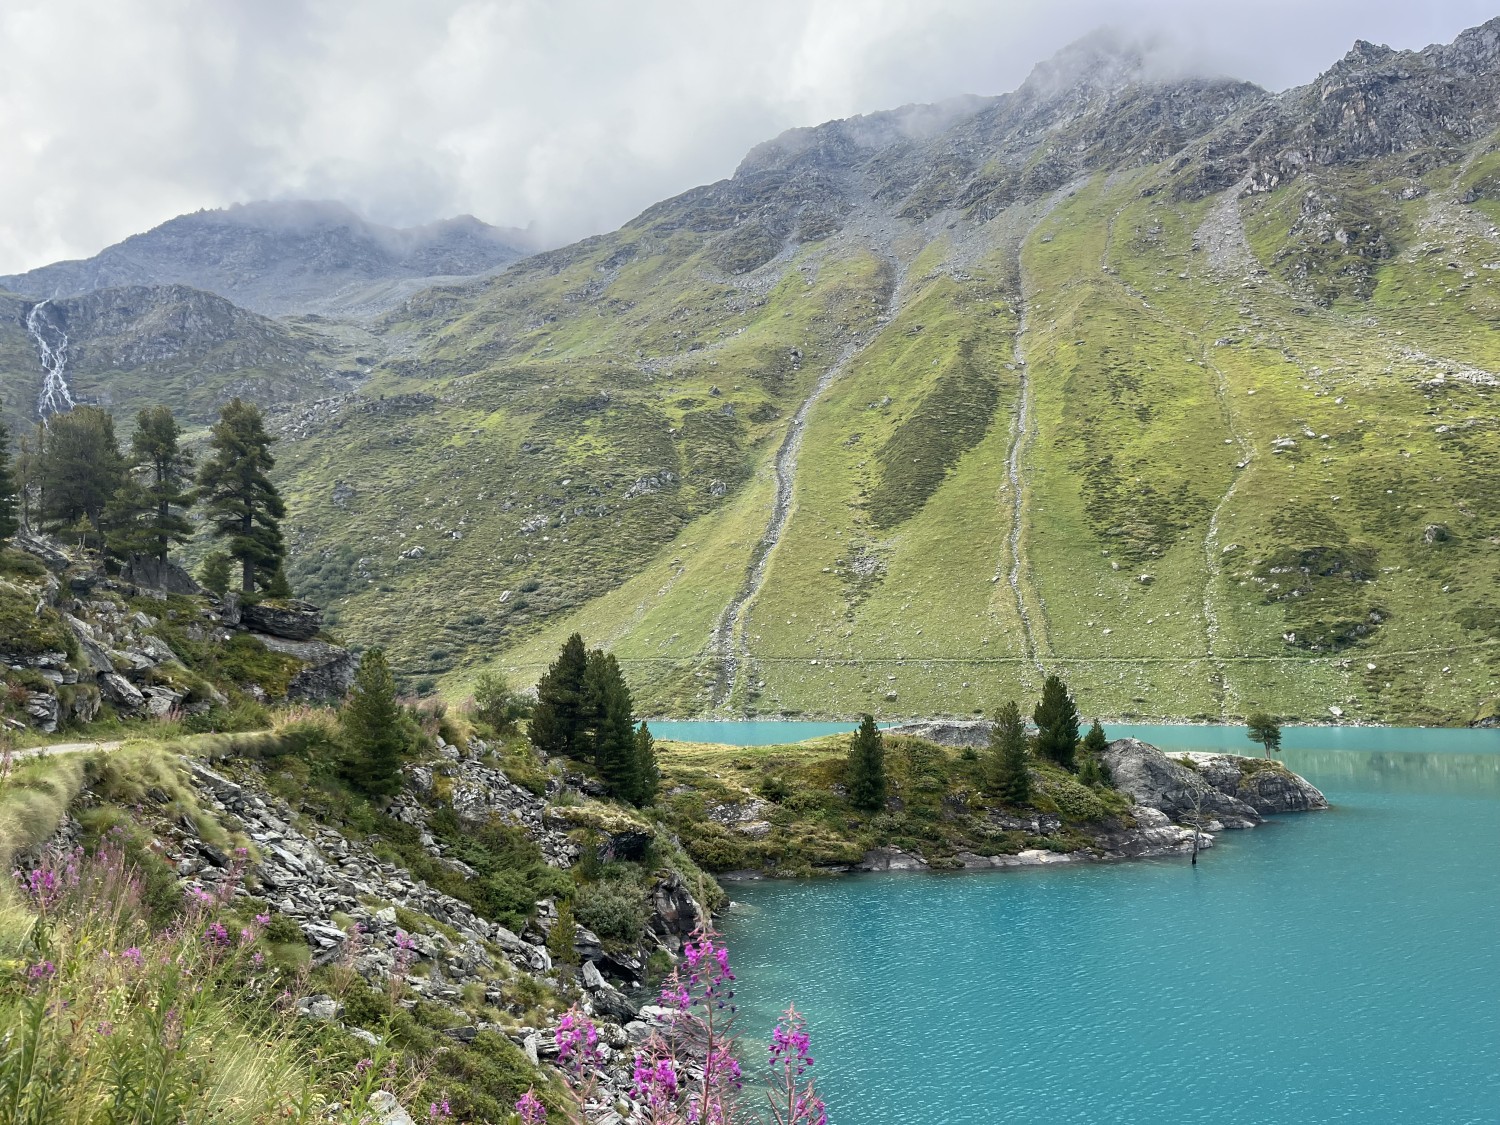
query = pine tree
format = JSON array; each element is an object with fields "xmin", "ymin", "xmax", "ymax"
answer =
[
  {"xmin": 196, "ymin": 398, "xmax": 286, "ymax": 594},
  {"xmin": 340, "ymin": 647, "xmax": 406, "ymax": 797},
  {"xmin": 0, "ymin": 418, "xmax": 18, "ymax": 543},
  {"xmin": 1246, "ymin": 711, "xmax": 1282, "ymax": 758},
  {"xmin": 529, "ymin": 633, "xmax": 589, "ymax": 757},
  {"xmin": 846, "ymin": 714, "xmax": 887, "ymax": 811},
  {"xmin": 986, "ymin": 700, "xmax": 1031, "ymax": 804},
  {"xmin": 107, "ymin": 406, "xmax": 194, "ymax": 561},
  {"xmin": 33, "ymin": 407, "xmax": 126, "ymax": 550},
  {"xmin": 633, "ymin": 722, "xmax": 659, "ymax": 807},
  {"xmin": 594, "ymin": 668, "xmax": 639, "ymax": 801},
  {"xmin": 199, "ymin": 551, "xmax": 233, "ymax": 596},
  {"xmin": 1033, "ymin": 673, "xmax": 1080, "ymax": 770},
  {"xmin": 1078, "ymin": 719, "xmax": 1111, "ymax": 786}
]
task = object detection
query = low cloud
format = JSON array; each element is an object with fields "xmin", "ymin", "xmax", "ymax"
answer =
[{"xmin": 1, "ymin": 0, "xmax": 1491, "ymax": 271}]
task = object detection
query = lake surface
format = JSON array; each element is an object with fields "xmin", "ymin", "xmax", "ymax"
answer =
[{"xmin": 698, "ymin": 723, "xmax": 1500, "ymax": 1123}]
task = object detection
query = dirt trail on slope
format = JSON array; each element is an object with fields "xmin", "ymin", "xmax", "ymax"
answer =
[
  {"xmin": 709, "ymin": 226, "xmax": 907, "ymax": 710},
  {"xmin": 998, "ymin": 182, "xmax": 1086, "ymax": 676}
]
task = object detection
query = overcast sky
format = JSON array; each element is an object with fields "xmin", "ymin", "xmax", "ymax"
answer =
[{"xmin": 1, "ymin": 0, "xmax": 1493, "ymax": 273}]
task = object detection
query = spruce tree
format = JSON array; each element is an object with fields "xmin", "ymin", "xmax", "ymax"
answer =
[
  {"xmin": 633, "ymin": 721, "xmax": 659, "ymax": 807},
  {"xmin": 34, "ymin": 406, "xmax": 126, "ymax": 550},
  {"xmin": 1033, "ymin": 673, "xmax": 1080, "ymax": 770},
  {"xmin": 529, "ymin": 633, "xmax": 589, "ymax": 757},
  {"xmin": 594, "ymin": 666, "xmax": 639, "ymax": 801},
  {"xmin": 1078, "ymin": 719, "xmax": 1111, "ymax": 786},
  {"xmin": 196, "ymin": 398, "xmax": 286, "ymax": 594},
  {"xmin": 108, "ymin": 405, "xmax": 194, "ymax": 561},
  {"xmin": 0, "ymin": 418, "xmax": 17, "ymax": 542},
  {"xmin": 199, "ymin": 551, "xmax": 233, "ymax": 596},
  {"xmin": 846, "ymin": 714, "xmax": 887, "ymax": 811},
  {"xmin": 987, "ymin": 700, "xmax": 1031, "ymax": 805},
  {"xmin": 341, "ymin": 647, "xmax": 406, "ymax": 797}
]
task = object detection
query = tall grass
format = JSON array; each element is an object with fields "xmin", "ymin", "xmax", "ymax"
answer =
[
  {"xmin": 0, "ymin": 841, "xmax": 332, "ymax": 1124},
  {"xmin": 0, "ymin": 753, "xmax": 87, "ymax": 872}
]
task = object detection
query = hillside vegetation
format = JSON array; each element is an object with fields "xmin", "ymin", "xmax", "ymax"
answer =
[{"xmin": 8, "ymin": 23, "xmax": 1500, "ymax": 724}]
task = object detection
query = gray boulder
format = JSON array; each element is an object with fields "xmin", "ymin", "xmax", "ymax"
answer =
[
  {"xmin": 888, "ymin": 719, "xmax": 990, "ymax": 749},
  {"xmin": 99, "ymin": 672, "xmax": 145, "ymax": 710},
  {"xmin": 1101, "ymin": 738, "xmax": 1262, "ymax": 827},
  {"xmin": 240, "ymin": 599, "xmax": 322, "ymax": 640}
]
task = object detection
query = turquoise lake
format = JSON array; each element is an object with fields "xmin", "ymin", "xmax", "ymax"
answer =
[{"xmin": 665, "ymin": 723, "xmax": 1500, "ymax": 1123}]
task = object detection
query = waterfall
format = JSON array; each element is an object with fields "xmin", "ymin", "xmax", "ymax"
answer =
[{"xmin": 27, "ymin": 299, "xmax": 75, "ymax": 419}]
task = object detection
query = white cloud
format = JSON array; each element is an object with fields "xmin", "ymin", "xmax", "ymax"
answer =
[{"xmin": 0, "ymin": 0, "xmax": 1492, "ymax": 272}]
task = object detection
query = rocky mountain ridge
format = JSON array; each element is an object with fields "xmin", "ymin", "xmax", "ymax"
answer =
[{"xmin": 1, "ymin": 200, "xmax": 536, "ymax": 319}]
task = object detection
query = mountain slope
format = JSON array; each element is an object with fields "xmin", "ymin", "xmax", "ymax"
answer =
[
  {"xmin": 0, "ymin": 201, "xmax": 534, "ymax": 318},
  {"xmin": 254, "ymin": 22, "xmax": 1500, "ymax": 722},
  {"xmin": 0, "ymin": 285, "xmax": 364, "ymax": 432}
]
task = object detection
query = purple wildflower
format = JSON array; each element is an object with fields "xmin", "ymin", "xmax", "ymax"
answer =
[{"xmin": 515, "ymin": 1089, "xmax": 547, "ymax": 1125}]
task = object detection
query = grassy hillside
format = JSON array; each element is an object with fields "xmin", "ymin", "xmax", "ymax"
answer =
[{"xmin": 422, "ymin": 145, "xmax": 1499, "ymax": 725}]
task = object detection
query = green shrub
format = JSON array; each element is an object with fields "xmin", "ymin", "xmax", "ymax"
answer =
[{"xmin": 572, "ymin": 875, "xmax": 648, "ymax": 944}]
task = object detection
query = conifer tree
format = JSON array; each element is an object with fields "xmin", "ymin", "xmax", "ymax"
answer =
[
  {"xmin": 1033, "ymin": 673, "xmax": 1081, "ymax": 770},
  {"xmin": 594, "ymin": 664, "xmax": 639, "ymax": 801},
  {"xmin": 108, "ymin": 405, "xmax": 194, "ymax": 561},
  {"xmin": 199, "ymin": 551, "xmax": 233, "ymax": 596},
  {"xmin": 0, "ymin": 418, "xmax": 17, "ymax": 543},
  {"xmin": 987, "ymin": 700, "xmax": 1031, "ymax": 804},
  {"xmin": 633, "ymin": 721, "xmax": 659, "ymax": 807},
  {"xmin": 529, "ymin": 633, "xmax": 589, "ymax": 757},
  {"xmin": 1246, "ymin": 711, "xmax": 1282, "ymax": 759},
  {"xmin": 341, "ymin": 647, "xmax": 406, "ymax": 797},
  {"xmin": 196, "ymin": 398, "xmax": 286, "ymax": 594},
  {"xmin": 1078, "ymin": 719, "xmax": 1111, "ymax": 786},
  {"xmin": 34, "ymin": 406, "xmax": 126, "ymax": 550},
  {"xmin": 846, "ymin": 714, "xmax": 887, "ymax": 811}
]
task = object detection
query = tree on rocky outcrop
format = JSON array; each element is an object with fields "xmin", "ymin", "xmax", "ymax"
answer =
[
  {"xmin": 196, "ymin": 398, "xmax": 286, "ymax": 595},
  {"xmin": 529, "ymin": 633, "xmax": 589, "ymax": 757},
  {"xmin": 1078, "ymin": 719, "xmax": 1111, "ymax": 787},
  {"xmin": 340, "ymin": 647, "xmax": 406, "ymax": 797},
  {"xmin": 593, "ymin": 661, "xmax": 639, "ymax": 802},
  {"xmin": 0, "ymin": 418, "xmax": 17, "ymax": 542},
  {"xmin": 846, "ymin": 714, "xmax": 887, "ymax": 811},
  {"xmin": 106, "ymin": 405, "xmax": 195, "ymax": 561},
  {"xmin": 1246, "ymin": 711, "xmax": 1282, "ymax": 758},
  {"xmin": 633, "ymin": 721, "xmax": 659, "ymax": 807},
  {"xmin": 199, "ymin": 550, "xmax": 233, "ymax": 596},
  {"xmin": 1033, "ymin": 674, "xmax": 1080, "ymax": 770},
  {"xmin": 472, "ymin": 669, "xmax": 528, "ymax": 734},
  {"xmin": 33, "ymin": 406, "xmax": 126, "ymax": 551},
  {"xmin": 987, "ymin": 700, "xmax": 1031, "ymax": 805}
]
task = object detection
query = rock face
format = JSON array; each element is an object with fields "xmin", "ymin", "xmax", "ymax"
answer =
[
  {"xmin": 252, "ymin": 636, "xmax": 357, "ymax": 701},
  {"xmin": 240, "ymin": 599, "xmax": 323, "ymax": 641},
  {"xmin": 121, "ymin": 554, "xmax": 204, "ymax": 596},
  {"xmin": 1101, "ymin": 738, "xmax": 1327, "ymax": 827},
  {"xmin": 1175, "ymin": 752, "xmax": 1329, "ymax": 815},
  {"xmin": 888, "ymin": 719, "xmax": 990, "ymax": 749}
]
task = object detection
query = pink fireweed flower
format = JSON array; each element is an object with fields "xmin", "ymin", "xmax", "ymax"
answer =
[
  {"xmin": 96, "ymin": 1021, "xmax": 114, "ymax": 1037},
  {"xmin": 204, "ymin": 921, "xmax": 231, "ymax": 947},
  {"xmin": 355, "ymin": 1058, "xmax": 374, "ymax": 1075},
  {"xmin": 515, "ymin": 1089, "xmax": 547, "ymax": 1125},
  {"xmin": 27, "ymin": 960, "xmax": 56, "ymax": 982},
  {"xmin": 427, "ymin": 1100, "xmax": 452, "ymax": 1119},
  {"xmin": 254, "ymin": 913, "xmax": 271, "ymax": 927},
  {"xmin": 121, "ymin": 947, "xmax": 144, "ymax": 967},
  {"xmin": 630, "ymin": 1055, "xmax": 680, "ymax": 1109},
  {"xmin": 554, "ymin": 1010, "xmax": 600, "ymax": 1071}
]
